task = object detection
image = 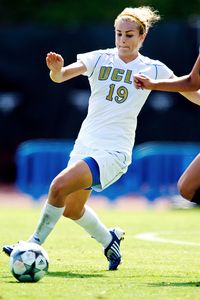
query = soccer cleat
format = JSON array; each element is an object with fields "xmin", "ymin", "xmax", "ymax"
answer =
[
  {"xmin": 2, "ymin": 241, "xmax": 26, "ymax": 257},
  {"xmin": 2, "ymin": 244, "xmax": 16, "ymax": 256},
  {"xmin": 104, "ymin": 228, "xmax": 125, "ymax": 271}
]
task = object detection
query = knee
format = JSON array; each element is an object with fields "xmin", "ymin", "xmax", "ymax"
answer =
[
  {"xmin": 49, "ymin": 177, "xmax": 65, "ymax": 200},
  {"xmin": 177, "ymin": 177, "xmax": 192, "ymax": 200}
]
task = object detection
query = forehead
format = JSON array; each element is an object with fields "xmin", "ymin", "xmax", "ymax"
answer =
[{"xmin": 115, "ymin": 18, "xmax": 139, "ymax": 32}]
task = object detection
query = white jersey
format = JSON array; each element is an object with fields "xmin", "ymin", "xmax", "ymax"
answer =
[{"xmin": 75, "ymin": 48, "xmax": 173, "ymax": 162}]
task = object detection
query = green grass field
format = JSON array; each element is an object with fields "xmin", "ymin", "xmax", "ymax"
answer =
[{"xmin": 1, "ymin": 204, "xmax": 200, "ymax": 300}]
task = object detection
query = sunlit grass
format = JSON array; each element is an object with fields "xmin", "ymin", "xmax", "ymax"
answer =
[{"xmin": 1, "ymin": 205, "xmax": 200, "ymax": 300}]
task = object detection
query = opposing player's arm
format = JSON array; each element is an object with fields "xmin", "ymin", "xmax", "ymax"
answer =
[
  {"xmin": 189, "ymin": 54, "xmax": 200, "ymax": 89},
  {"xmin": 175, "ymin": 71, "xmax": 200, "ymax": 106},
  {"xmin": 134, "ymin": 73, "xmax": 198, "ymax": 92},
  {"xmin": 134, "ymin": 54, "xmax": 200, "ymax": 92},
  {"xmin": 46, "ymin": 52, "xmax": 87, "ymax": 83}
]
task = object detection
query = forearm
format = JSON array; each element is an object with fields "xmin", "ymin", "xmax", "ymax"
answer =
[
  {"xmin": 152, "ymin": 75, "xmax": 199, "ymax": 92},
  {"xmin": 134, "ymin": 73, "xmax": 199, "ymax": 91},
  {"xmin": 153, "ymin": 55, "xmax": 200, "ymax": 92},
  {"xmin": 49, "ymin": 66, "xmax": 78, "ymax": 83},
  {"xmin": 50, "ymin": 61, "xmax": 87, "ymax": 83},
  {"xmin": 180, "ymin": 89, "xmax": 200, "ymax": 106}
]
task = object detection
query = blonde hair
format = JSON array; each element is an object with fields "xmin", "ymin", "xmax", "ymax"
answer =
[{"xmin": 114, "ymin": 6, "xmax": 161, "ymax": 34}]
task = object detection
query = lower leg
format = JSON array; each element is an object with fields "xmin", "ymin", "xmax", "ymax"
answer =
[
  {"xmin": 28, "ymin": 201, "xmax": 65, "ymax": 245},
  {"xmin": 74, "ymin": 205, "xmax": 112, "ymax": 248},
  {"xmin": 28, "ymin": 161, "xmax": 93, "ymax": 245}
]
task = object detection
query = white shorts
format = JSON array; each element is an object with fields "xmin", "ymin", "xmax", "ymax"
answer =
[{"xmin": 67, "ymin": 141, "xmax": 131, "ymax": 192}]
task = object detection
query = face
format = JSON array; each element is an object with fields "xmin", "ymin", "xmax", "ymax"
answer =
[{"xmin": 115, "ymin": 18, "xmax": 146, "ymax": 63}]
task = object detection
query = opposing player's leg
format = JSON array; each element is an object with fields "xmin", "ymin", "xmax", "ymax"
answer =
[{"xmin": 178, "ymin": 153, "xmax": 200, "ymax": 203}]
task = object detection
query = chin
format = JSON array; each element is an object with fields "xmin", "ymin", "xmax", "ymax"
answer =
[{"xmin": 118, "ymin": 48, "xmax": 129, "ymax": 55}]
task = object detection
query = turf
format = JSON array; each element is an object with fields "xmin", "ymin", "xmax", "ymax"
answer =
[{"xmin": 1, "ymin": 204, "xmax": 200, "ymax": 300}]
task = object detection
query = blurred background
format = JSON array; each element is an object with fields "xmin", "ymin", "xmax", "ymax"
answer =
[{"xmin": 0, "ymin": 0, "xmax": 199, "ymax": 189}]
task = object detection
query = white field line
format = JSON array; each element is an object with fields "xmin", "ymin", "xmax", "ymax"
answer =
[{"xmin": 134, "ymin": 232, "xmax": 200, "ymax": 246}]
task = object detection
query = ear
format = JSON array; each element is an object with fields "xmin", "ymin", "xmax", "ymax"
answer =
[{"xmin": 140, "ymin": 32, "xmax": 147, "ymax": 43}]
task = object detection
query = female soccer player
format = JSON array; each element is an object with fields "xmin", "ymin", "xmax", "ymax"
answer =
[{"xmin": 3, "ymin": 6, "xmax": 200, "ymax": 270}]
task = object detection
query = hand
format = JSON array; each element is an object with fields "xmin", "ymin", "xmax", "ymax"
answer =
[
  {"xmin": 134, "ymin": 74, "xmax": 154, "ymax": 90},
  {"xmin": 46, "ymin": 52, "xmax": 64, "ymax": 72}
]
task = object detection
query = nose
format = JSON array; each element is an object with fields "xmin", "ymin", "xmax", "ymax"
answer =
[{"xmin": 121, "ymin": 35, "xmax": 126, "ymax": 43}]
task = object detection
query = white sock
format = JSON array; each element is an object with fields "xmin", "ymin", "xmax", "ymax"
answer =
[
  {"xmin": 28, "ymin": 201, "xmax": 65, "ymax": 245},
  {"xmin": 75, "ymin": 205, "xmax": 112, "ymax": 248}
]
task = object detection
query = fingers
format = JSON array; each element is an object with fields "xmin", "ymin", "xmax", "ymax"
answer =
[
  {"xmin": 46, "ymin": 52, "xmax": 64, "ymax": 65},
  {"xmin": 134, "ymin": 74, "xmax": 151, "ymax": 89},
  {"xmin": 134, "ymin": 74, "xmax": 145, "ymax": 89},
  {"xmin": 135, "ymin": 74, "xmax": 149, "ymax": 81},
  {"xmin": 46, "ymin": 51, "xmax": 64, "ymax": 72},
  {"xmin": 134, "ymin": 80, "xmax": 143, "ymax": 89}
]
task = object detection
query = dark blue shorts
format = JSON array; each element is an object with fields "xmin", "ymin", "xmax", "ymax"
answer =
[{"xmin": 82, "ymin": 157, "xmax": 100, "ymax": 189}]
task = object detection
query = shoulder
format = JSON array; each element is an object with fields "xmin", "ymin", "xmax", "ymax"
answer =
[
  {"xmin": 138, "ymin": 54, "xmax": 167, "ymax": 67},
  {"xmin": 76, "ymin": 48, "xmax": 116, "ymax": 77},
  {"xmin": 138, "ymin": 54, "xmax": 174, "ymax": 79},
  {"xmin": 97, "ymin": 48, "xmax": 116, "ymax": 55},
  {"xmin": 77, "ymin": 48, "xmax": 116, "ymax": 68},
  {"xmin": 78, "ymin": 48, "xmax": 116, "ymax": 58}
]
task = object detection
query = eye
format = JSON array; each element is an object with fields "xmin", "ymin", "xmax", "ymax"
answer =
[
  {"xmin": 117, "ymin": 32, "xmax": 122, "ymax": 37},
  {"xmin": 126, "ymin": 34, "xmax": 134, "ymax": 38}
]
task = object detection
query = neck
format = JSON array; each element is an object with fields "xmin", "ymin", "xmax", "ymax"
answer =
[{"xmin": 119, "ymin": 52, "xmax": 139, "ymax": 63}]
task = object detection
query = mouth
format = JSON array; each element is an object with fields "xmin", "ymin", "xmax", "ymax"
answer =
[{"xmin": 119, "ymin": 46, "xmax": 129, "ymax": 49}]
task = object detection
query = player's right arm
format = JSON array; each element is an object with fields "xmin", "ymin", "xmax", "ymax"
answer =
[{"xmin": 46, "ymin": 52, "xmax": 87, "ymax": 83}]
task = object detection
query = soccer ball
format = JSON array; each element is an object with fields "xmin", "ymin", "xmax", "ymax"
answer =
[{"xmin": 9, "ymin": 241, "xmax": 49, "ymax": 282}]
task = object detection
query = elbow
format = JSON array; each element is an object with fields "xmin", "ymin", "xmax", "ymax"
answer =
[{"xmin": 187, "ymin": 75, "xmax": 200, "ymax": 91}]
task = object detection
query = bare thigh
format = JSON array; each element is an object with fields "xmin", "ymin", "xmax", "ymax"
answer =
[
  {"xmin": 178, "ymin": 153, "xmax": 200, "ymax": 200},
  {"xmin": 63, "ymin": 189, "xmax": 92, "ymax": 220}
]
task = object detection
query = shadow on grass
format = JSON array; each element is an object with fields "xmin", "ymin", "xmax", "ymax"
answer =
[
  {"xmin": 3, "ymin": 271, "xmax": 104, "ymax": 283},
  {"xmin": 47, "ymin": 271, "xmax": 104, "ymax": 278},
  {"xmin": 147, "ymin": 282, "xmax": 200, "ymax": 287}
]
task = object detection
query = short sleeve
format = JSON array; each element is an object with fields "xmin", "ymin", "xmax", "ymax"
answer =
[
  {"xmin": 77, "ymin": 50, "xmax": 102, "ymax": 77},
  {"xmin": 155, "ymin": 61, "xmax": 174, "ymax": 80}
]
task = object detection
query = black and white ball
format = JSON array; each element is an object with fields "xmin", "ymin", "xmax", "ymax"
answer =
[{"xmin": 9, "ymin": 241, "xmax": 49, "ymax": 282}]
